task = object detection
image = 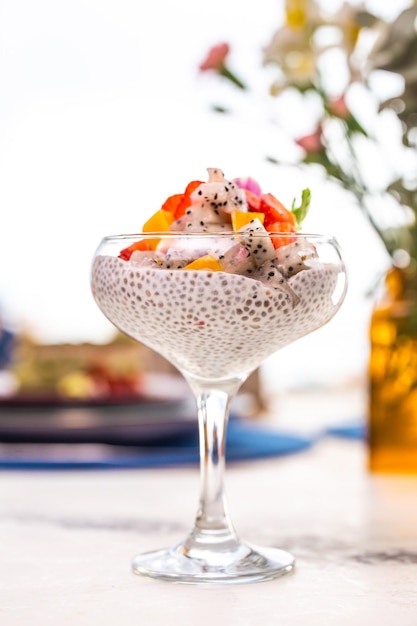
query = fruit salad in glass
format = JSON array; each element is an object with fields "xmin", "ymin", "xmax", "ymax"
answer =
[{"xmin": 91, "ymin": 167, "xmax": 347, "ymax": 584}]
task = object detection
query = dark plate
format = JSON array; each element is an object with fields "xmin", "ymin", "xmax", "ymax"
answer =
[
  {"xmin": 0, "ymin": 399, "xmax": 196, "ymax": 444},
  {"xmin": 0, "ymin": 375, "xmax": 196, "ymax": 445}
]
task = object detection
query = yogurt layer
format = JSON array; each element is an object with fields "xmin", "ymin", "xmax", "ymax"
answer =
[{"xmin": 92, "ymin": 255, "xmax": 343, "ymax": 379}]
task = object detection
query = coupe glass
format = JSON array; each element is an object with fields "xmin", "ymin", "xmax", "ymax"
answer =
[{"xmin": 91, "ymin": 230, "xmax": 347, "ymax": 584}]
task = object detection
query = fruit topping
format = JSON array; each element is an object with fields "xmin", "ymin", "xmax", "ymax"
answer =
[
  {"xmin": 183, "ymin": 255, "xmax": 223, "ymax": 272},
  {"xmin": 117, "ymin": 167, "xmax": 313, "ymax": 294}
]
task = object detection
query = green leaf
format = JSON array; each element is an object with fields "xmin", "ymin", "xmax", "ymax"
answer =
[
  {"xmin": 265, "ymin": 155, "xmax": 279, "ymax": 165},
  {"xmin": 345, "ymin": 114, "xmax": 368, "ymax": 137},
  {"xmin": 210, "ymin": 104, "xmax": 230, "ymax": 114},
  {"xmin": 291, "ymin": 188, "xmax": 311, "ymax": 226}
]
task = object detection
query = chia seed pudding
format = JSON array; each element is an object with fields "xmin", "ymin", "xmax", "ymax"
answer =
[{"xmin": 91, "ymin": 255, "xmax": 342, "ymax": 379}]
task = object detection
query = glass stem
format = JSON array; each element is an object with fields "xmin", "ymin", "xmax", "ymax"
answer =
[{"xmin": 183, "ymin": 377, "xmax": 245, "ymax": 554}]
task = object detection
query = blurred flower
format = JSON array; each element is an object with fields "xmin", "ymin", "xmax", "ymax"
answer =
[
  {"xmin": 199, "ymin": 42, "xmax": 229, "ymax": 72},
  {"xmin": 199, "ymin": 43, "xmax": 246, "ymax": 90},
  {"xmin": 295, "ymin": 126, "xmax": 323, "ymax": 153},
  {"xmin": 200, "ymin": 1, "xmax": 417, "ymax": 265},
  {"xmin": 327, "ymin": 2, "xmax": 363, "ymax": 56},
  {"xmin": 328, "ymin": 94, "xmax": 350, "ymax": 118},
  {"xmin": 264, "ymin": 0, "xmax": 321, "ymax": 91},
  {"xmin": 285, "ymin": 0, "xmax": 314, "ymax": 29}
]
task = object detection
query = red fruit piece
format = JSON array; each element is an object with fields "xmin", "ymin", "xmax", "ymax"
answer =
[
  {"xmin": 161, "ymin": 193, "xmax": 184, "ymax": 215},
  {"xmin": 118, "ymin": 238, "xmax": 152, "ymax": 261},
  {"xmin": 266, "ymin": 221, "xmax": 297, "ymax": 249},
  {"xmin": 174, "ymin": 180, "xmax": 204, "ymax": 218},
  {"xmin": 244, "ymin": 189, "xmax": 261, "ymax": 212},
  {"xmin": 261, "ymin": 193, "xmax": 297, "ymax": 228}
]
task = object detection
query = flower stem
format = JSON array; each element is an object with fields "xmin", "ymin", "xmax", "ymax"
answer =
[{"xmin": 220, "ymin": 65, "xmax": 246, "ymax": 90}]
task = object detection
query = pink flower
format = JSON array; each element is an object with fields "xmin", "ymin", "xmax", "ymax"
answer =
[
  {"xmin": 199, "ymin": 43, "xmax": 230, "ymax": 72},
  {"xmin": 328, "ymin": 95, "xmax": 350, "ymax": 118},
  {"xmin": 295, "ymin": 126, "xmax": 323, "ymax": 153},
  {"xmin": 233, "ymin": 177, "xmax": 262, "ymax": 196},
  {"xmin": 199, "ymin": 43, "xmax": 246, "ymax": 90}
]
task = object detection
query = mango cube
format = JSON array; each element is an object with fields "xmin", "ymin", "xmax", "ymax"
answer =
[
  {"xmin": 231, "ymin": 211, "xmax": 265, "ymax": 231},
  {"xmin": 143, "ymin": 209, "xmax": 174, "ymax": 233},
  {"xmin": 183, "ymin": 255, "xmax": 222, "ymax": 272}
]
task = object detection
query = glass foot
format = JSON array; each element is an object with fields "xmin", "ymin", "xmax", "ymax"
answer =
[{"xmin": 132, "ymin": 541, "xmax": 294, "ymax": 585}]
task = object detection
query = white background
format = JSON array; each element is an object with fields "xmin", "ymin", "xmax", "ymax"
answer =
[{"xmin": 0, "ymin": 0, "xmax": 401, "ymax": 390}]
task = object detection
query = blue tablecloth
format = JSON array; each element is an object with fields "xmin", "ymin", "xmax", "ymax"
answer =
[{"xmin": 0, "ymin": 418, "xmax": 365, "ymax": 470}]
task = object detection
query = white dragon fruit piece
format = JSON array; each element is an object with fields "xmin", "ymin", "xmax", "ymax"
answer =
[
  {"xmin": 170, "ymin": 214, "xmax": 188, "ymax": 231},
  {"xmin": 237, "ymin": 218, "xmax": 276, "ymax": 268},
  {"xmin": 182, "ymin": 202, "xmax": 231, "ymax": 232},
  {"xmin": 217, "ymin": 243, "xmax": 256, "ymax": 276},
  {"xmin": 206, "ymin": 167, "xmax": 225, "ymax": 182},
  {"xmin": 161, "ymin": 248, "xmax": 196, "ymax": 269},
  {"xmin": 189, "ymin": 167, "xmax": 247, "ymax": 216},
  {"xmin": 131, "ymin": 248, "xmax": 192, "ymax": 269},
  {"xmin": 254, "ymin": 259, "xmax": 300, "ymax": 305},
  {"xmin": 275, "ymin": 239, "xmax": 319, "ymax": 277},
  {"xmin": 130, "ymin": 250, "xmax": 157, "ymax": 266}
]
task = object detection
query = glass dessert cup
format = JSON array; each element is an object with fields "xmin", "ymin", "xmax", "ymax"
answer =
[{"xmin": 91, "ymin": 231, "xmax": 347, "ymax": 584}]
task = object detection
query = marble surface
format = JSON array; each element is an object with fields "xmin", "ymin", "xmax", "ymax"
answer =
[{"xmin": 0, "ymin": 388, "xmax": 417, "ymax": 625}]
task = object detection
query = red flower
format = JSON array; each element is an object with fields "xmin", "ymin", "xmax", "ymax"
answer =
[
  {"xmin": 328, "ymin": 95, "xmax": 350, "ymax": 118},
  {"xmin": 199, "ymin": 43, "xmax": 230, "ymax": 72},
  {"xmin": 199, "ymin": 43, "xmax": 246, "ymax": 90},
  {"xmin": 295, "ymin": 126, "xmax": 323, "ymax": 153}
]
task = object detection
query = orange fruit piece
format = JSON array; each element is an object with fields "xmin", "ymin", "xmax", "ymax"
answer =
[
  {"xmin": 231, "ymin": 210, "xmax": 265, "ymax": 231},
  {"xmin": 266, "ymin": 221, "xmax": 297, "ymax": 249},
  {"xmin": 143, "ymin": 209, "xmax": 174, "ymax": 233},
  {"xmin": 183, "ymin": 255, "xmax": 222, "ymax": 272},
  {"xmin": 161, "ymin": 193, "xmax": 184, "ymax": 215}
]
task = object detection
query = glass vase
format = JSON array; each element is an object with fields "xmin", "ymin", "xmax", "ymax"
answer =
[{"xmin": 368, "ymin": 264, "xmax": 417, "ymax": 473}]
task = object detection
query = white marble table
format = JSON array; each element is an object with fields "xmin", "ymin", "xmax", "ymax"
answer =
[{"xmin": 1, "ymin": 390, "xmax": 417, "ymax": 625}]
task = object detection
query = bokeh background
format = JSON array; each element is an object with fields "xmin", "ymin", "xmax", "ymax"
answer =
[{"xmin": 1, "ymin": 0, "xmax": 404, "ymax": 394}]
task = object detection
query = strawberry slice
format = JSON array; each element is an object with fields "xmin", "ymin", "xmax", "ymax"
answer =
[
  {"xmin": 244, "ymin": 189, "xmax": 261, "ymax": 212},
  {"xmin": 261, "ymin": 193, "xmax": 297, "ymax": 228},
  {"xmin": 174, "ymin": 180, "xmax": 204, "ymax": 218},
  {"xmin": 118, "ymin": 239, "xmax": 152, "ymax": 261}
]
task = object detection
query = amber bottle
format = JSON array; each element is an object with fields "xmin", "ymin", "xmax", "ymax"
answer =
[{"xmin": 368, "ymin": 265, "xmax": 417, "ymax": 473}]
